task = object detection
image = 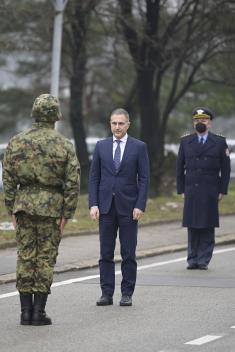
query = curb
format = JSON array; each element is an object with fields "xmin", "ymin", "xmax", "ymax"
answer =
[
  {"xmin": 1, "ymin": 214, "xmax": 234, "ymax": 250},
  {"xmin": 0, "ymin": 219, "xmax": 180, "ymax": 250},
  {"xmin": 1, "ymin": 234, "xmax": 235, "ymax": 285}
]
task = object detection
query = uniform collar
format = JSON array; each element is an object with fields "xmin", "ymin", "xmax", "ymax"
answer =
[
  {"xmin": 32, "ymin": 122, "xmax": 55, "ymax": 129},
  {"xmin": 197, "ymin": 132, "xmax": 208, "ymax": 141}
]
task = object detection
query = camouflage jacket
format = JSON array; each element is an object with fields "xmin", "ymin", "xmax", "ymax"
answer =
[{"xmin": 3, "ymin": 122, "xmax": 80, "ymax": 219}]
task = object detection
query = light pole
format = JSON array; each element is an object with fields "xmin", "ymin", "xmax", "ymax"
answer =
[{"xmin": 50, "ymin": 0, "xmax": 68, "ymax": 97}]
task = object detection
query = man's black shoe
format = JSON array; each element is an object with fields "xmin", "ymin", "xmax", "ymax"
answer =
[
  {"xmin": 187, "ymin": 264, "xmax": 198, "ymax": 270},
  {"xmin": 198, "ymin": 264, "xmax": 208, "ymax": 270},
  {"xmin": 96, "ymin": 295, "xmax": 113, "ymax": 306},
  {"xmin": 120, "ymin": 295, "xmax": 132, "ymax": 306}
]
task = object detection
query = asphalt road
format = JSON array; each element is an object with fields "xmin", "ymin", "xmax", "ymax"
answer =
[{"xmin": 0, "ymin": 245, "xmax": 235, "ymax": 352}]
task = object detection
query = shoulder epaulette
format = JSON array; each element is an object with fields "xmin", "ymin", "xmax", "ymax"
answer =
[
  {"xmin": 180, "ymin": 132, "xmax": 192, "ymax": 138},
  {"xmin": 215, "ymin": 133, "xmax": 225, "ymax": 138}
]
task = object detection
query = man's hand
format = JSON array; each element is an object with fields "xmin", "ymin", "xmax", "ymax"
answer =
[
  {"xmin": 90, "ymin": 206, "xmax": 100, "ymax": 220},
  {"xmin": 12, "ymin": 214, "xmax": 17, "ymax": 229},
  {"xmin": 218, "ymin": 193, "xmax": 224, "ymax": 201},
  {"xmin": 59, "ymin": 217, "xmax": 68, "ymax": 234},
  {"xmin": 181, "ymin": 193, "xmax": 185, "ymax": 199},
  {"xmin": 133, "ymin": 208, "xmax": 143, "ymax": 221}
]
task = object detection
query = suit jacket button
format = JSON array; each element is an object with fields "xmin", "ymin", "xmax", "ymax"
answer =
[{"xmin": 195, "ymin": 183, "xmax": 198, "ymax": 187}]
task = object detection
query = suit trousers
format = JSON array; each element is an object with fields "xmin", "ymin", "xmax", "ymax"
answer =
[
  {"xmin": 99, "ymin": 198, "xmax": 138, "ymax": 297},
  {"xmin": 187, "ymin": 227, "xmax": 215, "ymax": 266}
]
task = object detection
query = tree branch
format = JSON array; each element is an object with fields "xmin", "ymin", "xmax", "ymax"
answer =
[{"xmin": 118, "ymin": 0, "xmax": 140, "ymax": 65}]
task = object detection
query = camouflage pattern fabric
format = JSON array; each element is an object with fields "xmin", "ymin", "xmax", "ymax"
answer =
[
  {"xmin": 3, "ymin": 122, "xmax": 80, "ymax": 218},
  {"xmin": 16, "ymin": 212, "xmax": 61, "ymax": 293},
  {"xmin": 3, "ymin": 93, "xmax": 80, "ymax": 294},
  {"xmin": 31, "ymin": 93, "xmax": 62, "ymax": 123}
]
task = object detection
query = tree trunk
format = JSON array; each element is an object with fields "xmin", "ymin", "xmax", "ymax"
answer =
[
  {"xmin": 69, "ymin": 75, "xmax": 89, "ymax": 192},
  {"xmin": 137, "ymin": 70, "xmax": 165, "ymax": 195},
  {"xmin": 66, "ymin": 1, "xmax": 98, "ymax": 192}
]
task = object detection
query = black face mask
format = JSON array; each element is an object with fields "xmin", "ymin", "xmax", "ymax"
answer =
[{"xmin": 195, "ymin": 122, "xmax": 207, "ymax": 133}]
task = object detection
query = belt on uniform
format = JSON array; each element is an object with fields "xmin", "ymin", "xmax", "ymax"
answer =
[{"xmin": 19, "ymin": 184, "xmax": 63, "ymax": 194}]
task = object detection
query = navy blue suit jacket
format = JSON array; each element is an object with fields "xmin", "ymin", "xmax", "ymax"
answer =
[{"xmin": 89, "ymin": 136, "xmax": 150, "ymax": 215}]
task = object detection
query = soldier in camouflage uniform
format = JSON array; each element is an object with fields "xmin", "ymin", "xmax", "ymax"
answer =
[{"xmin": 3, "ymin": 94, "xmax": 80, "ymax": 326}]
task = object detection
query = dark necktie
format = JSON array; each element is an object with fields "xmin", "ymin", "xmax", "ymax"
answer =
[
  {"xmin": 199, "ymin": 137, "xmax": 204, "ymax": 145},
  {"xmin": 114, "ymin": 140, "xmax": 121, "ymax": 170}
]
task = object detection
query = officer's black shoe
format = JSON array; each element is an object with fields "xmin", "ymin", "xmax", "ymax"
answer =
[
  {"xmin": 32, "ymin": 293, "xmax": 52, "ymax": 326},
  {"xmin": 187, "ymin": 264, "xmax": 198, "ymax": 270},
  {"xmin": 120, "ymin": 295, "xmax": 132, "ymax": 306},
  {"xmin": 198, "ymin": 264, "xmax": 208, "ymax": 270},
  {"xmin": 96, "ymin": 295, "xmax": 113, "ymax": 306},
  {"xmin": 19, "ymin": 292, "xmax": 33, "ymax": 325}
]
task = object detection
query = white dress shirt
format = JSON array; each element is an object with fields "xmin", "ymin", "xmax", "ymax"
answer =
[
  {"xmin": 197, "ymin": 133, "xmax": 208, "ymax": 144},
  {"xmin": 113, "ymin": 134, "xmax": 128, "ymax": 161}
]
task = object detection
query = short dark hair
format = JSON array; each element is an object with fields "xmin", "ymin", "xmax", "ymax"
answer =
[{"xmin": 110, "ymin": 108, "xmax": 130, "ymax": 121}]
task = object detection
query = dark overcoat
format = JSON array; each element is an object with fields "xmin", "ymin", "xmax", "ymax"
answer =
[{"xmin": 176, "ymin": 132, "xmax": 230, "ymax": 228}]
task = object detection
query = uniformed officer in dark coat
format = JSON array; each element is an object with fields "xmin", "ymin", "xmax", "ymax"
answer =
[{"xmin": 176, "ymin": 107, "xmax": 230, "ymax": 270}]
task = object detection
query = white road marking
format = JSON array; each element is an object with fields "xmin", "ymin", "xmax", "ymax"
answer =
[
  {"xmin": 230, "ymin": 326, "xmax": 235, "ymax": 329},
  {"xmin": 0, "ymin": 291, "xmax": 18, "ymax": 299},
  {"xmin": 137, "ymin": 257, "xmax": 186, "ymax": 271},
  {"xmin": 213, "ymin": 247, "xmax": 235, "ymax": 254},
  {"xmin": 185, "ymin": 335, "xmax": 223, "ymax": 345},
  {"xmin": 0, "ymin": 246, "xmax": 235, "ymax": 300},
  {"xmin": 52, "ymin": 274, "xmax": 101, "ymax": 287}
]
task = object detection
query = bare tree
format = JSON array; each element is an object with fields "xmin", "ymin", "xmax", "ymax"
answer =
[
  {"xmin": 64, "ymin": 0, "xmax": 100, "ymax": 190},
  {"xmin": 118, "ymin": 0, "xmax": 235, "ymax": 194}
]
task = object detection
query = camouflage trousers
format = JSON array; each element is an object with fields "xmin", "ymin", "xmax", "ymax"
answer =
[{"xmin": 15, "ymin": 212, "xmax": 61, "ymax": 294}]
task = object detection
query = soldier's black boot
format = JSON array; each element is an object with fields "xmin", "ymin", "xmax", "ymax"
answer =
[
  {"xmin": 32, "ymin": 293, "xmax": 52, "ymax": 326},
  {"xmin": 19, "ymin": 292, "xmax": 33, "ymax": 325}
]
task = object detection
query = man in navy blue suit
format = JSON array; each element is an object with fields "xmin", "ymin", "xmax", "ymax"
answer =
[
  {"xmin": 176, "ymin": 107, "xmax": 230, "ymax": 270},
  {"xmin": 89, "ymin": 108, "xmax": 150, "ymax": 306}
]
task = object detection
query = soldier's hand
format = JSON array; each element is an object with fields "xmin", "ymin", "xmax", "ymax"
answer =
[
  {"xmin": 133, "ymin": 208, "xmax": 143, "ymax": 220},
  {"xmin": 90, "ymin": 206, "xmax": 100, "ymax": 220},
  {"xmin": 12, "ymin": 214, "xmax": 17, "ymax": 229},
  {"xmin": 60, "ymin": 217, "xmax": 68, "ymax": 234}
]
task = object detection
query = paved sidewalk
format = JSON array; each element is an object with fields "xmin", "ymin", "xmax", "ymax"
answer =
[{"xmin": 0, "ymin": 215, "xmax": 235, "ymax": 285}]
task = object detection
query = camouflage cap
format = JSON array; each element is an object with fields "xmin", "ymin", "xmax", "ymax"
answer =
[{"xmin": 31, "ymin": 94, "xmax": 62, "ymax": 122}]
